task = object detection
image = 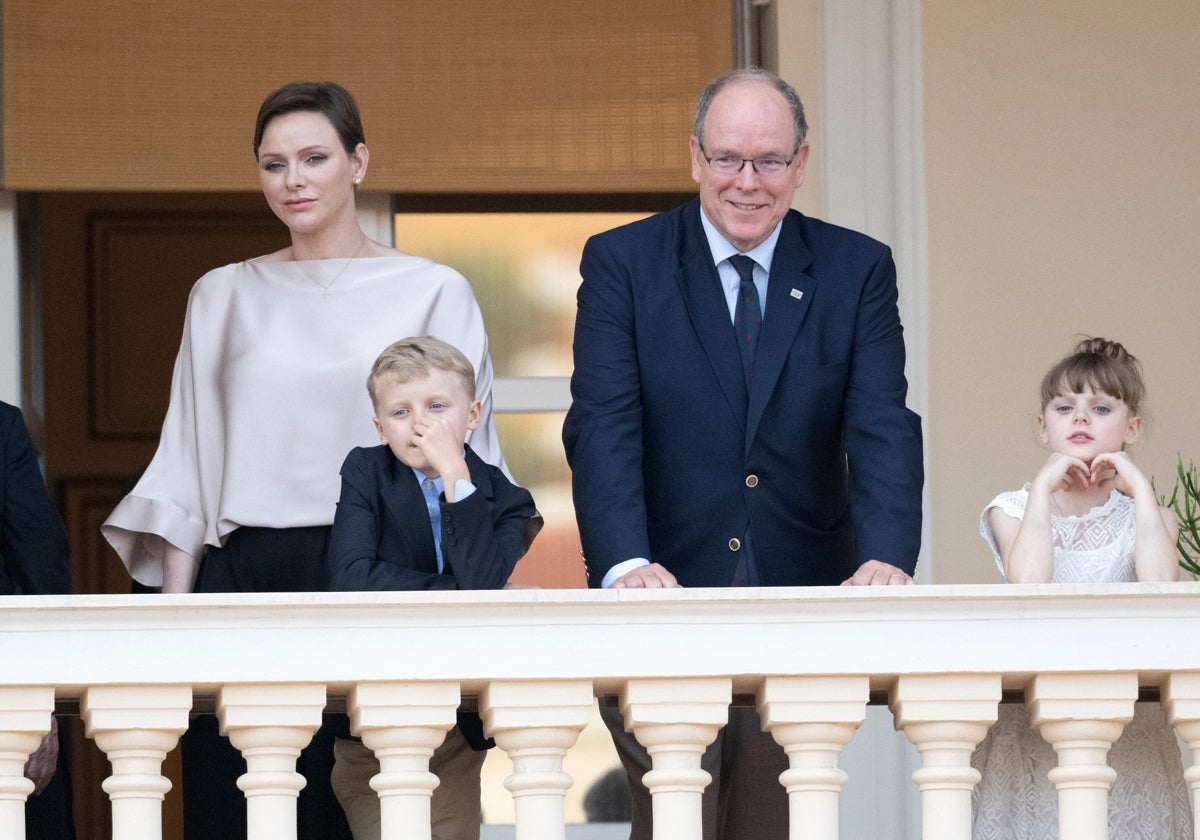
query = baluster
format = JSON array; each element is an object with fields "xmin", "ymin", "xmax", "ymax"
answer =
[
  {"xmin": 619, "ymin": 677, "xmax": 731, "ymax": 840},
  {"xmin": 346, "ymin": 681, "xmax": 460, "ymax": 840},
  {"xmin": 81, "ymin": 684, "xmax": 191, "ymax": 840},
  {"xmin": 891, "ymin": 674, "xmax": 1001, "ymax": 840},
  {"xmin": 479, "ymin": 679, "xmax": 593, "ymax": 840},
  {"xmin": 218, "ymin": 683, "xmax": 326, "ymax": 840},
  {"xmin": 758, "ymin": 675, "xmax": 869, "ymax": 840},
  {"xmin": 1161, "ymin": 672, "xmax": 1200, "ymax": 840},
  {"xmin": 1028, "ymin": 673, "xmax": 1137, "ymax": 840},
  {"xmin": 0, "ymin": 685, "xmax": 55, "ymax": 839}
]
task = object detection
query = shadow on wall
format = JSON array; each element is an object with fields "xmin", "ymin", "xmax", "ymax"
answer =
[
  {"xmin": 583, "ymin": 767, "xmax": 632, "ymax": 822},
  {"xmin": 480, "ymin": 764, "xmax": 631, "ymax": 839}
]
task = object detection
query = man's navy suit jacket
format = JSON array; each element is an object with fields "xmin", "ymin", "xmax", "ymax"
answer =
[
  {"xmin": 562, "ymin": 198, "xmax": 923, "ymax": 588},
  {"xmin": 0, "ymin": 401, "xmax": 70, "ymax": 596}
]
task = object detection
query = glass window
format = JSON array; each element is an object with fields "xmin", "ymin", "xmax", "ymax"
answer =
[
  {"xmin": 393, "ymin": 203, "xmax": 690, "ymax": 829},
  {"xmin": 494, "ymin": 412, "xmax": 583, "ymax": 589},
  {"xmin": 395, "ymin": 211, "xmax": 649, "ymax": 376},
  {"xmin": 395, "ymin": 204, "xmax": 685, "ymax": 588}
]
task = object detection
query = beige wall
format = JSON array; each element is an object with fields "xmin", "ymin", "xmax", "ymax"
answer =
[
  {"xmin": 775, "ymin": 1, "xmax": 1200, "ymax": 582},
  {"xmin": 924, "ymin": 1, "xmax": 1200, "ymax": 581},
  {"xmin": 775, "ymin": 0, "xmax": 825, "ymax": 218}
]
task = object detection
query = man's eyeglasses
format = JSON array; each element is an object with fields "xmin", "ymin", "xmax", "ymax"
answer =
[{"xmin": 699, "ymin": 144, "xmax": 800, "ymax": 177}]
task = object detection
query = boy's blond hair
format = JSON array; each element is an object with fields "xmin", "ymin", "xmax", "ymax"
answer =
[{"xmin": 367, "ymin": 336, "xmax": 476, "ymax": 410}]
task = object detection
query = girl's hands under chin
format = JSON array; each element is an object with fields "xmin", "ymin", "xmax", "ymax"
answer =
[
  {"xmin": 1034, "ymin": 451, "xmax": 1092, "ymax": 494},
  {"xmin": 1089, "ymin": 451, "xmax": 1149, "ymax": 498}
]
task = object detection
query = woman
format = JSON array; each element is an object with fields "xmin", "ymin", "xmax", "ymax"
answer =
[{"xmin": 102, "ymin": 81, "xmax": 503, "ymax": 839}]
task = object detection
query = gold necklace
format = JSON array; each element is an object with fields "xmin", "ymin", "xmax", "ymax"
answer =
[
  {"xmin": 295, "ymin": 233, "xmax": 367, "ymax": 297},
  {"xmin": 1050, "ymin": 490, "xmax": 1065, "ymax": 517}
]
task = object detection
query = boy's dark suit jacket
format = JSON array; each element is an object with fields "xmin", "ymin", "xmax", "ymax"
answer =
[
  {"xmin": 562, "ymin": 198, "xmax": 923, "ymax": 588},
  {"xmin": 329, "ymin": 442, "xmax": 541, "ymax": 748}
]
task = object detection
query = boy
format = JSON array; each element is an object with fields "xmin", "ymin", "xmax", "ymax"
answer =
[{"xmin": 328, "ymin": 335, "xmax": 541, "ymax": 840}]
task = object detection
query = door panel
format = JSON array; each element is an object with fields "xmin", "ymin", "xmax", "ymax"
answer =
[{"xmin": 32, "ymin": 191, "xmax": 290, "ymax": 840}]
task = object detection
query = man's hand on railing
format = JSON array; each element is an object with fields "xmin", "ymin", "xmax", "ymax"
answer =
[
  {"xmin": 840, "ymin": 559, "xmax": 915, "ymax": 586},
  {"xmin": 610, "ymin": 563, "xmax": 681, "ymax": 589}
]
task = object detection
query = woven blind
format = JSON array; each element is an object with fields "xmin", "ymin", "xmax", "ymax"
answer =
[{"xmin": 2, "ymin": 1, "xmax": 731, "ymax": 192}]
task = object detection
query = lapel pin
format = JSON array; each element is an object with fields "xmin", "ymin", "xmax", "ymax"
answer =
[{"xmin": 790, "ymin": 288, "xmax": 804, "ymax": 300}]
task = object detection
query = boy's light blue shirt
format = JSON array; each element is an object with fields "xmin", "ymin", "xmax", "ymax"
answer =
[{"xmin": 412, "ymin": 457, "xmax": 476, "ymax": 574}]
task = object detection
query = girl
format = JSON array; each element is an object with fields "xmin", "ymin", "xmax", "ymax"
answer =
[{"xmin": 971, "ymin": 336, "xmax": 1191, "ymax": 838}]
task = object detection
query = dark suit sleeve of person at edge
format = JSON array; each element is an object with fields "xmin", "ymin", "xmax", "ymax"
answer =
[
  {"xmin": 1, "ymin": 401, "xmax": 76, "ymax": 839},
  {"xmin": 560, "ymin": 68, "xmax": 923, "ymax": 840}
]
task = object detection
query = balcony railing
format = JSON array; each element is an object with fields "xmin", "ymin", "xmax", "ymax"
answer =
[{"xmin": 3, "ymin": 583, "xmax": 1200, "ymax": 840}]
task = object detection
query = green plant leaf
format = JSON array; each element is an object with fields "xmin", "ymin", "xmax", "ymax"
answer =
[{"xmin": 1160, "ymin": 454, "xmax": 1200, "ymax": 578}]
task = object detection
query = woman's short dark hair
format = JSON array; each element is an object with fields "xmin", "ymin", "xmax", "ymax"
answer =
[{"xmin": 253, "ymin": 81, "xmax": 365, "ymax": 159}]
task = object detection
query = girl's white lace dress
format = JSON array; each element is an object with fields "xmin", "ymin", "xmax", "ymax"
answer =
[{"xmin": 972, "ymin": 484, "xmax": 1192, "ymax": 839}]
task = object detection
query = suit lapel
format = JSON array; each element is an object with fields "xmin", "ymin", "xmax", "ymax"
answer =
[
  {"xmin": 676, "ymin": 206, "xmax": 749, "ymax": 432},
  {"xmin": 746, "ymin": 215, "xmax": 818, "ymax": 450},
  {"xmin": 381, "ymin": 460, "xmax": 439, "ymax": 574}
]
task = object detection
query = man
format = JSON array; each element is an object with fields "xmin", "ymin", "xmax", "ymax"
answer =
[
  {"xmin": 561, "ymin": 69, "xmax": 923, "ymax": 838},
  {"xmin": 1, "ymin": 401, "xmax": 75, "ymax": 839}
]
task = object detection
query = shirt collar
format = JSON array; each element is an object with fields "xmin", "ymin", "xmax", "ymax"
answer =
[
  {"xmin": 698, "ymin": 208, "xmax": 783, "ymax": 273},
  {"xmin": 412, "ymin": 468, "xmax": 444, "ymax": 495}
]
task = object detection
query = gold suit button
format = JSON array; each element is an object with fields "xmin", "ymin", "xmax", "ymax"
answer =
[
  {"xmin": 745, "ymin": 474, "xmax": 759, "ymax": 488},
  {"xmin": 728, "ymin": 538, "xmax": 742, "ymax": 551}
]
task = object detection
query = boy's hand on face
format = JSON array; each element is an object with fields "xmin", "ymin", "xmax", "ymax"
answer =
[{"xmin": 413, "ymin": 414, "xmax": 470, "ymax": 491}]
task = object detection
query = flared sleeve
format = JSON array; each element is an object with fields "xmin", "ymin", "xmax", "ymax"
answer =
[
  {"xmin": 102, "ymin": 256, "xmax": 506, "ymax": 588},
  {"xmin": 101, "ymin": 272, "xmax": 224, "ymax": 586}
]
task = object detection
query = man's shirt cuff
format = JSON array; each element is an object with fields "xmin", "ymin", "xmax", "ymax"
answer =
[{"xmin": 602, "ymin": 557, "xmax": 650, "ymax": 589}]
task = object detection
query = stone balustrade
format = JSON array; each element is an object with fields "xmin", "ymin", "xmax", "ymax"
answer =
[{"xmin": 2, "ymin": 582, "xmax": 1199, "ymax": 839}]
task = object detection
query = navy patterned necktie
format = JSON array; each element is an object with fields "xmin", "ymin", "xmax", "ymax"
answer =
[{"xmin": 729, "ymin": 254, "xmax": 761, "ymax": 381}]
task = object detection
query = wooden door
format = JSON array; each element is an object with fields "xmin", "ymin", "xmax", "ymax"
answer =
[{"xmin": 30, "ymin": 191, "xmax": 290, "ymax": 840}]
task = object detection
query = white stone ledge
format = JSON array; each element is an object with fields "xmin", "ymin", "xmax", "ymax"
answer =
[
  {"xmin": 2, "ymin": 583, "xmax": 1199, "ymax": 694},
  {"xmin": 3, "ymin": 584, "xmax": 1198, "ymax": 840}
]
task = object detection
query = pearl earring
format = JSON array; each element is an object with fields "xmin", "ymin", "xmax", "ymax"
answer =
[{"xmin": 353, "ymin": 177, "xmax": 362, "ymax": 185}]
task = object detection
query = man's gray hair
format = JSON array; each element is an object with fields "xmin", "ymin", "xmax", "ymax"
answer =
[{"xmin": 694, "ymin": 68, "xmax": 808, "ymax": 148}]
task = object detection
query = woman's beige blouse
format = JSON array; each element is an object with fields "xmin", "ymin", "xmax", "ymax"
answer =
[{"xmin": 102, "ymin": 255, "xmax": 503, "ymax": 586}]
